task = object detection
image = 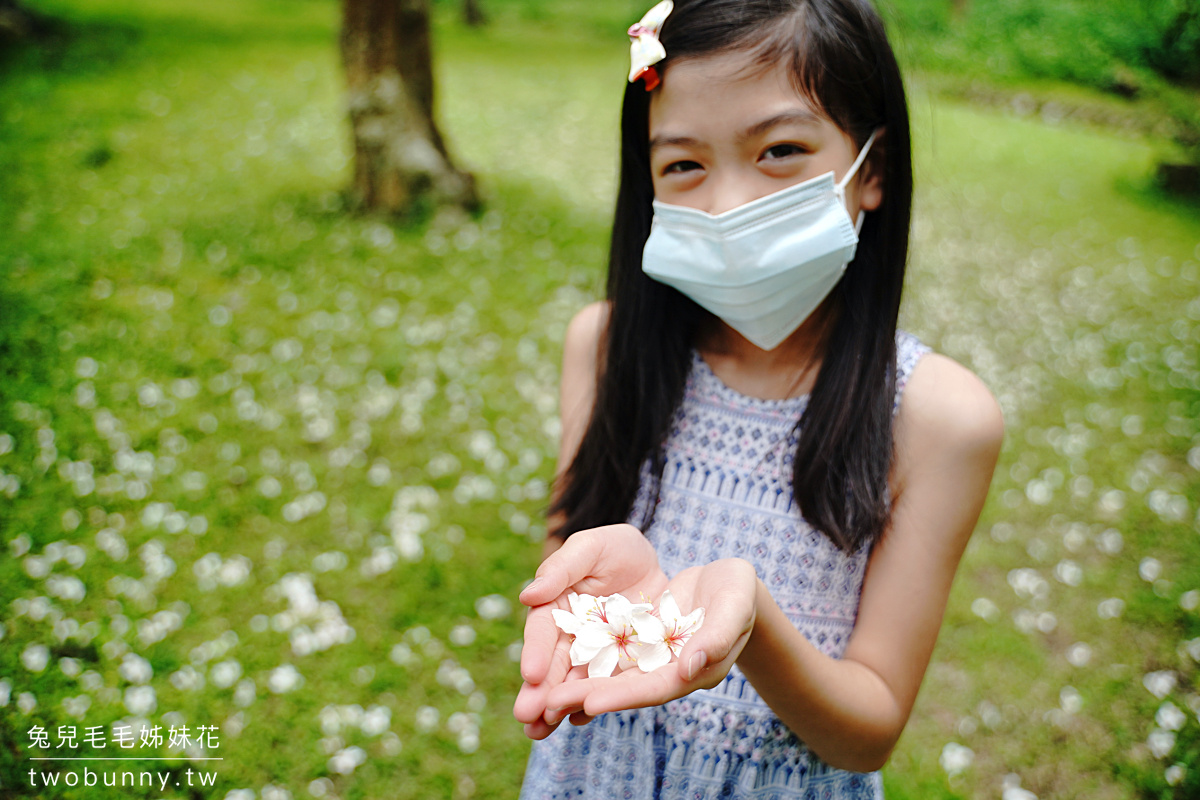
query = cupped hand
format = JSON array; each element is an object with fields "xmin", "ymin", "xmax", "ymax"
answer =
[
  {"xmin": 512, "ymin": 524, "xmax": 670, "ymax": 739},
  {"xmin": 539, "ymin": 557, "xmax": 759, "ymax": 722}
]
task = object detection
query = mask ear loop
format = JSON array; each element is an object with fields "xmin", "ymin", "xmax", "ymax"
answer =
[
  {"xmin": 840, "ymin": 131, "xmax": 878, "ymax": 194},
  {"xmin": 853, "ymin": 210, "xmax": 866, "ymax": 235},
  {"xmin": 836, "ymin": 129, "xmax": 880, "ymax": 235}
]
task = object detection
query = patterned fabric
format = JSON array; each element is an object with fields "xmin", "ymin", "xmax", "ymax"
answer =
[{"xmin": 520, "ymin": 331, "xmax": 931, "ymax": 800}]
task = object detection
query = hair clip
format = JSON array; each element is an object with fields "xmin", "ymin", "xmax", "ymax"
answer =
[{"xmin": 628, "ymin": 0, "xmax": 673, "ymax": 91}]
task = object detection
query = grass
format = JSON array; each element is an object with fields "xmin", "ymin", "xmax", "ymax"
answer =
[{"xmin": 1, "ymin": 1, "xmax": 1199, "ymax": 799}]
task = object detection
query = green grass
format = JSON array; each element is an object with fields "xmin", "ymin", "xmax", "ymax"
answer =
[{"xmin": 1, "ymin": 1, "xmax": 1199, "ymax": 799}]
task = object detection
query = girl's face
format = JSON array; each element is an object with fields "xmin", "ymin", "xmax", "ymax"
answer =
[{"xmin": 648, "ymin": 50, "xmax": 883, "ymax": 217}]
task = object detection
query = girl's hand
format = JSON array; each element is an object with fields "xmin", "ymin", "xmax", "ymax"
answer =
[
  {"xmin": 539, "ymin": 557, "xmax": 759, "ymax": 723},
  {"xmin": 512, "ymin": 524, "xmax": 670, "ymax": 739}
]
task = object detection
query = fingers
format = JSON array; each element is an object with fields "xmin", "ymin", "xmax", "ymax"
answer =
[
  {"xmin": 518, "ymin": 524, "xmax": 651, "ymax": 607},
  {"xmin": 545, "ymin": 663, "xmax": 591, "ymax": 723},
  {"xmin": 519, "ymin": 604, "xmax": 563, "ymax": 685},
  {"xmin": 522, "ymin": 703, "xmax": 591, "ymax": 738},
  {"xmin": 518, "ymin": 528, "xmax": 611, "ymax": 608},
  {"xmin": 588, "ymin": 667, "xmax": 685, "ymax": 717},
  {"xmin": 544, "ymin": 662, "xmax": 687, "ymax": 719},
  {"xmin": 513, "ymin": 634, "xmax": 573, "ymax": 724},
  {"xmin": 673, "ymin": 612, "xmax": 745, "ymax": 689},
  {"xmin": 516, "ymin": 657, "xmax": 590, "ymax": 740},
  {"xmin": 673, "ymin": 560, "xmax": 757, "ymax": 686},
  {"xmin": 523, "ymin": 718, "xmax": 561, "ymax": 740}
]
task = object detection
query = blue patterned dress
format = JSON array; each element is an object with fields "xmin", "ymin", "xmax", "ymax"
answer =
[{"xmin": 520, "ymin": 331, "xmax": 930, "ymax": 800}]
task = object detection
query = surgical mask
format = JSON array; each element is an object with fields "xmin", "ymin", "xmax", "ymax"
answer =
[{"xmin": 642, "ymin": 130, "xmax": 878, "ymax": 351}]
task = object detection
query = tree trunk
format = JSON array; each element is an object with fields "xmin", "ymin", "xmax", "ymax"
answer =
[
  {"xmin": 340, "ymin": 0, "xmax": 477, "ymax": 215},
  {"xmin": 0, "ymin": 0, "xmax": 53, "ymax": 44},
  {"xmin": 463, "ymin": 0, "xmax": 486, "ymax": 28}
]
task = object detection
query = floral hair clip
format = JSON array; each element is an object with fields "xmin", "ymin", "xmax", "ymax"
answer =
[{"xmin": 628, "ymin": 0, "xmax": 673, "ymax": 91}]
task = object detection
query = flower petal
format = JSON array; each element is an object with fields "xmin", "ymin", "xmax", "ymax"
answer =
[
  {"xmin": 635, "ymin": 641, "xmax": 672, "ymax": 673},
  {"xmin": 631, "ymin": 610, "xmax": 666, "ymax": 643},
  {"xmin": 574, "ymin": 625, "xmax": 612, "ymax": 649},
  {"xmin": 658, "ymin": 590, "xmax": 682, "ymax": 623},
  {"xmin": 570, "ymin": 637, "xmax": 604, "ymax": 666},
  {"xmin": 679, "ymin": 607, "xmax": 705, "ymax": 634},
  {"xmin": 568, "ymin": 592, "xmax": 600, "ymax": 619},
  {"xmin": 551, "ymin": 608, "xmax": 583, "ymax": 635},
  {"xmin": 605, "ymin": 593, "xmax": 652, "ymax": 624},
  {"xmin": 589, "ymin": 645, "xmax": 619, "ymax": 678}
]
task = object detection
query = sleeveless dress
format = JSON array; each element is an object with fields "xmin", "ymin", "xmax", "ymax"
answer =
[{"xmin": 520, "ymin": 330, "xmax": 930, "ymax": 800}]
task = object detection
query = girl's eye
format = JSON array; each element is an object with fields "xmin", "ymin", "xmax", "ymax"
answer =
[
  {"xmin": 663, "ymin": 160, "xmax": 702, "ymax": 175},
  {"xmin": 762, "ymin": 143, "xmax": 805, "ymax": 160}
]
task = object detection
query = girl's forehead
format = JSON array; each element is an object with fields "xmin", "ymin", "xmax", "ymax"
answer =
[
  {"xmin": 661, "ymin": 48, "xmax": 786, "ymax": 85},
  {"xmin": 650, "ymin": 53, "xmax": 830, "ymax": 135}
]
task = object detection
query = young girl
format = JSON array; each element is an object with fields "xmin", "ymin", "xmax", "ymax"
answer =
[{"xmin": 513, "ymin": 0, "xmax": 1003, "ymax": 797}]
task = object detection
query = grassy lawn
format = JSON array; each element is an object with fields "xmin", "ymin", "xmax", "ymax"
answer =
[{"xmin": 1, "ymin": 1, "xmax": 1198, "ymax": 799}]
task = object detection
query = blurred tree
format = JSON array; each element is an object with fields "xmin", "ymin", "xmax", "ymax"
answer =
[
  {"xmin": 0, "ymin": 0, "xmax": 52, "ymax": 44},
  {"xmin": 340, "ymin": 0, "xmax": 478, "ymax": 215},
  {"xmin": 463, "ymin": 0, "xmax": 486, "ymax": 27}
]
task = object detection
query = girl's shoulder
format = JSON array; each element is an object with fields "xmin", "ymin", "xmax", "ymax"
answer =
[
  {"xmin": 563, "ymin": 301, "xmax": 610, "ymax": 360},
  {"xmin": 893, "ymin": 345, "xmax": 1005, "ymax": 490},
  {"xmin": 556, "ymin": 301, "xmax": 611, "ymax": 479}
]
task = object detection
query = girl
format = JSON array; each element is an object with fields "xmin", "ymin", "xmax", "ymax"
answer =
[{"xmin": 514, "ymin": 0, "xmax": 1003, "ymax": 797}]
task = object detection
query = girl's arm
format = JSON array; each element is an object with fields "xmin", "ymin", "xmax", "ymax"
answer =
[
  {"xmin": 542, "ymin": 301, "xmax": 608, "ymax": 544},
  {"xmin": 539, "ymin": 353, "xmax": 1003, "ymax": 770},
  {"xmin": 733, "ymin": 353, "xmax": 1003, "ymax": 770},
  {"xmin": 513, "ymin": 301, "xmax": 614, "ymax": 737}
]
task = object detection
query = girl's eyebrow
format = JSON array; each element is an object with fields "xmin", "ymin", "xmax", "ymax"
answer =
[
  {"xmin": 648, "ymin": 134, "xmax": 705, "ymax": 155},
  {"xmin": 649, "ymin": 109, "xmax": 822, "ymax": 154},
  {"xmin": 737, "ymin": 109, "xmax": 822, "ymax": 144}
]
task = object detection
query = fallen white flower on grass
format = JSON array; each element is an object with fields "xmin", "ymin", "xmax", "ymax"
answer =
[
  {"xmin": 1156, "ymin": 701, "xmax": 1186, "ymax": 731},
  {"xmin": 551, "ymin": 591, "xmax": 703, "ymax": 677},
  {"xmin": 1148, "ymin": 727, "xmax": 1176, "ymax": 759},
  {"xmin": 939, "ymin": 742, "xmax": 974, "ymax": 776}
]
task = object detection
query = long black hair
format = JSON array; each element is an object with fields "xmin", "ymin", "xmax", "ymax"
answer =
[{"xmin": 550, "ymin": 0, "xmax": 914, "ymax": 554}]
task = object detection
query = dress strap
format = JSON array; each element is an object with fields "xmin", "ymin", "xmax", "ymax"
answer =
[{"xmin": 893, "ymin": 330, "xmax": 931, "ymax": 415}]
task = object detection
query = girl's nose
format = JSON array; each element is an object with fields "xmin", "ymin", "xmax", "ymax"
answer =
[{"xmin": 706, "ymin": 176, "xmax": 763, "ymax": 216}]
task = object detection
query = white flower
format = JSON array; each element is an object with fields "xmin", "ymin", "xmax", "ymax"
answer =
[
  {"xmin": 328, "ymin": 745, "xmax": 367, "ymax": 775},
  {"xmin": 124, "ymin": 685, "xmax": 157, "ymax": 716},
  {"xmin": 119, "ymin": 653, "xmax": 153, "ymax": 684},
  {"xmin": 415, "ymin": 705, "xmax": 439, "ymax": 732},
  {"xmin": 1148, "ymin": 728, "xmax": 1176, "ymax": 759},
  {"xmin": 939, "ymin": 742, "xmax": 974, "ymax": 776},
  {"xmin": 21, "ymin": 643, "xmax": 49, "ymax": 673},
  {"xmin": 1156, "ymin": 701, "xmax": 1187, "ymax": 731},
  {"xmin": 631, "ymin": 590, "xmax": 705, "ymax": 673},
  {"xmin": 210, "ymin": 659, "xmax": 243, "ymax": 689},
  {"xmin": 475, "ymin": 594, "xmax": 511, "ymax": 620},
  {"xmin": 1001, "ymin": 774, "xmax": 1037, "ymax": 800},
  {"xmin": 268, "ymin": 664, "xmax": 303, "ymax": 694},
  {"xmin": 549, "ymin": 592, "xmax": 605, "ymax": 635},
  {"xmin": 552, "ymin": 592, "xmax": 651, "ymax": 678},
  {"xmin": 1144, "ymin": 670, "xmax": 1177, "ymax": 699}
]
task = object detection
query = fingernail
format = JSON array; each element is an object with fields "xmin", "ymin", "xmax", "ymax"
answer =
[{"xmin": 686, "ymin": 651, "xmax": 706, "ymax": 681}]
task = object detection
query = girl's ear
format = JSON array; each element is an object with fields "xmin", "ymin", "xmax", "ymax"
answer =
[{"xmin": 859, "ymin": 127, "xmax": 886, "ymax": 212}]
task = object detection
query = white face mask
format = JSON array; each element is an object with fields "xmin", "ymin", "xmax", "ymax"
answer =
[{"xmin": 642, "ymin": 130, "xmax": 878, "ymax": 351}]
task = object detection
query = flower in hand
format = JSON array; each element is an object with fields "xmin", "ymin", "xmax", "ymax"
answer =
[
  {"xmin": 631, "ymin": 590, "xmax": 705, "ymax": 672},
  {"xmin": 551, "ymin": 590, "xmax": 704, "ymax": 677}
]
